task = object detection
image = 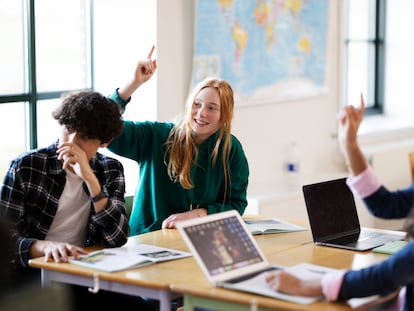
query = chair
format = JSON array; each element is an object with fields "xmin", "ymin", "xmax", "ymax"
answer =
[
  {"xmin": 353, "ymin": 289, "xmax": 400, "ymax": 311},
  {"xmin": 409, "ymin": 152, "xmax": 414, "ymax": 182},
  {"xmin": 124, "ymin": 195, "xmax": 134, "ymax": 219}
]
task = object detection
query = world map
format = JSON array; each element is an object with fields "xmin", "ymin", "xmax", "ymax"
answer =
[{"xmin": 192, "ymin": 0, "xmax": 329, "ymax": 105}]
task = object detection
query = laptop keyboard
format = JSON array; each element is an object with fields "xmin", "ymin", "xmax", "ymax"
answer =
[
  {"xmin": 328, "ymin": 230, "xmax": 402, "ymax": 245},
  {"xmin": 359, "ymin": 230, "xmax": 382, "ymax": 240},
  {"xmin": 227, "ymin": 266, "xmax": 280, "ymax": 284},
  {"xmin": 359, "ymin": 230, "xmax": 403, "ymax": 243}
]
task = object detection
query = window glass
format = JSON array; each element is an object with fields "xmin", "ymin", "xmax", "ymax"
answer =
[
  {"xmin": 346, "ymin": 42, "xmax": 375, "ymax": 107},
  {"xmin": 0, "ymin": 103, "xmax": 28, "ymax": 179},
  {"xmin": 35, "ymin": 0, "xmax": 90, "ymax": 92},
  {"xmin": 0, "ymin": 1, "xmax": 156, "ymax": 196},
  {"xmin": 345, "ymin": 0, "xmax": 378, "ymax": 109},
  {"xmin": 93, "ymin": 0, "xmax": 157, "ymax": 122},
  {"xmin": 0, "ymin": 1, "xmax": 25, "ymax": 94},
  {"xmin": 347, "ymin": 0, "xmax": 375, "ymax": 40},
  {"xmin": 37, "ymin": 98, "xmax": 61, "ymax": 147}
]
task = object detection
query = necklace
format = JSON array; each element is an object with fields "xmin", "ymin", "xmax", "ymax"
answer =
[{"xmin": 190, "ymin": 203, "xmax": 200, "ymax": 210}]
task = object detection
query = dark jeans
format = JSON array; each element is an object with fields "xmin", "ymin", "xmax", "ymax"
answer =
[{"xmin": 69, "ymin": 285, "xmax": 157, "ymax": 311}]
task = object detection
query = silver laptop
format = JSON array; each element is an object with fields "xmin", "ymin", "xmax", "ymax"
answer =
[
  {"xmin": 302, "ymin": 177, "xmax": 406, "ymax": 251},
  {"xmin": 176, "ymin": 210, "xmax": 321, "ymax": 305}
]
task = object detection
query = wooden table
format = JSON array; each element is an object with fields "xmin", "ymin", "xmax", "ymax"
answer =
[
  {"xmin": 30, "ymin": 229, "xmax": 190, "ymax": 311},
  {"xmin": 29, "ymin": 221, "xmax": 396, "ymax": 311},
  {"xmin": 171, "ymin": 242, "xmax": 394, "ymax": 311}
]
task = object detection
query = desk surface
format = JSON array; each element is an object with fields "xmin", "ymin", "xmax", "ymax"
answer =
[
  {"xmin": 30, "ymin": 229, "xmax": 191, "ymax": 290},
  {"xmin": 29, "ymin": 225, "xmax": 312, "ymax": 289},
  {"xmin": 171, "ymin": 242, "xmax": 390, "ymax": 311},
  {"xmin": 29, "ymin": 221, "xmax": 392, "ymax": 311}
]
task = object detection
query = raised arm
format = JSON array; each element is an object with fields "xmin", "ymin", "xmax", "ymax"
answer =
[
  {"xmin": 337, "ymin": 94, "xmax": 368, "ymax": 176},
  {"xmin": 117, "ymin": 45, "xmax": 157, "ymax": 101}
]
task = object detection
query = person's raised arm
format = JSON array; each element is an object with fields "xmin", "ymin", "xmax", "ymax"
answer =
[
  {"xmin": 117, "ymin": 45, "xmax": 157, "ymax": 101},
  {"xmin": 337, "ymin": 94, "xmax": 368, "ymax": 176}
]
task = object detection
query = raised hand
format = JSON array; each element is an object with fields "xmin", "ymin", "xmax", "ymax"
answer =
[
  {"xmin": 337, "ymin": 94, "xmax": 368, "ymax": 175},
  {"xmin": 135, "ymin": 45, "xmax": 157, "ymax": 83},
  {"xmin": 338, "ymin": 94, "xmax": 365, "ymax": 153},
  {"xmin": 118, "ymin": 45, "xmax": 158, "ymax": 101}
]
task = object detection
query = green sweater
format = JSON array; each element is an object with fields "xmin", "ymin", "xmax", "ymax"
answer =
[{"xmin": 108, "ymin": 120, "xmax": 249, "ymax": 235}]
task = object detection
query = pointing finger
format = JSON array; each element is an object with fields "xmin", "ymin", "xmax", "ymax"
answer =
[{"xmin": 147, "ymin": 45, "xmax": 155, "ymax": 59}]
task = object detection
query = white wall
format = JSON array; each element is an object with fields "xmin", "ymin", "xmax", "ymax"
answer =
[
  {"xmin": 384, "ymin": 0, "xmax": 414, "ymax": 118},
  {"xmin": 156, "ymin": 1, "xmax": 347, "ymax": 214},
  {"xmin": 156, "ymin": 1, "xmax": 346, "ymax": 184},
  {"xmin": 156, "ymin": 0, "xmax": 194, "ymax": 122}
]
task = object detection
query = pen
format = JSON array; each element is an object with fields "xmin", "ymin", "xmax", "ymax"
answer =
[
  {"xmin": 88, "ymin": 250, "xmax": 104, "ymax": 258},
  {"xmin": 306, "ymin": 269, "xmax": 327, "ymax": 275}
]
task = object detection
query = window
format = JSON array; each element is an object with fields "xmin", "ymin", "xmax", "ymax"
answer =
[
  {"xmin": 0, "ymin": 0, "xmax": 156, "ymax": 195},
  {"xmin": 0, "ymin": 0, "xmax": 92, "ymax": 169},
  {"xmin": 344, "ymin": 0, "xmax": 385, "ymax": 114},
  {"xmin": 0, "ymin": 103, "xmax": 27, "ymax": 176}
]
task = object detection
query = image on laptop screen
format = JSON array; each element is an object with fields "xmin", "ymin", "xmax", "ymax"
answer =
[{"xmin": 181, "ymin": 214, "xmax": 265, "ymax": 276}]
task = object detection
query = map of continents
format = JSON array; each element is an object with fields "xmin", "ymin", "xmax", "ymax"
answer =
[{"xmin": 192, "ymin": 0, "xmax": 329, "ymax": 105}]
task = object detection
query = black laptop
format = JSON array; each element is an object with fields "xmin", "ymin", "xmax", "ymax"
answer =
[{"xmin": 302, "ymin": 177, "xmax": 405, "ymax": 251}]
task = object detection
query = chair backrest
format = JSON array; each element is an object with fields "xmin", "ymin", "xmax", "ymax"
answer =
[
  {"xmin": 409, "ymin": 152, "xmax": 414, "ymax": 182},
  {"xmin": 124, "ymin": 195, "xmax": 134, "ymax": 219},
  {"xmin": 354, "ymin": 289, "xmax": 400, "ymax": 311}
]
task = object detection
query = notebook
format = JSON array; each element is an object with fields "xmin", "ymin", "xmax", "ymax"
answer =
[
  {"xmin": 302, "ymin": 177, "xmax": 406, "ymax": 251},
  {"xmin": 176, "ymin": 210, "xmax": 328, "ymax": 305}
]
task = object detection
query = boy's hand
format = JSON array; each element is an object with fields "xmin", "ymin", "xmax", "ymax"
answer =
[
  {"xmin": 31, "ymin": 240, "xmax": 87, "ymax": 263},
  {"xmin": 57, "ymin": 142, "xmax": 93, "ymax": 180}
]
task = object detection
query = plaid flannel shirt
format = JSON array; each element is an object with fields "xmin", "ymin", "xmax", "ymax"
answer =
[{"xmin": 0, "ymin": 143, "xmax": 129, "ymax": 268}]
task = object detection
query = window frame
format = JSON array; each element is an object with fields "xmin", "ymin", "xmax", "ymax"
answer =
[
  {"xmin": 0, "ymin": 0, "xmax": 93, "ymax": 149},
  {"xmin": 344, "ymin": 0, "xmax": 386, "ymax": 115}
]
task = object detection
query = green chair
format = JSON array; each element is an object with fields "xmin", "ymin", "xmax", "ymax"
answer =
[{"xmin": 124, "ymin": 195, "xmax": 134, "ymax": 219}]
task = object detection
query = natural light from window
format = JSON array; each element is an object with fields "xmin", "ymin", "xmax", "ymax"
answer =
[{"xmin": 0, "ymin": 0, "xmax": 156, "ymax": 195}]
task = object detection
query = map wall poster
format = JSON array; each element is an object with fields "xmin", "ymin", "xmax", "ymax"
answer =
[{"xmin": 192, "ymin": 0, "xmax": 329, "ymax": 106}]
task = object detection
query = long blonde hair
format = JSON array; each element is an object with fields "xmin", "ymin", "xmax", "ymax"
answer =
[{"xmin": 165, "ymin": 78, "xmax": 234, "ymax": 191}]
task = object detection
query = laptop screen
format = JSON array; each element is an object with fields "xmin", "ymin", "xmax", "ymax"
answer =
[
  {"xmin": 302, "ymin": 178, "xmax": 361, "ymax": 241},
  {"xmin": 181, "ymin": 214, "xmax": 264, "ymax": 276},
  {"xmin": 177, "ymin": 210, "xmax": 270, "ymax": 284}
]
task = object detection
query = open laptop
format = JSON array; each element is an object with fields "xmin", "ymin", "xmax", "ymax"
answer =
[
  {"xmin": 176, "ymin": 210, "xmax": 324, "ymax": 305},
  {"xmin": 302, "ymin": 177, "xmax": 406, "ymax": 251}
]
